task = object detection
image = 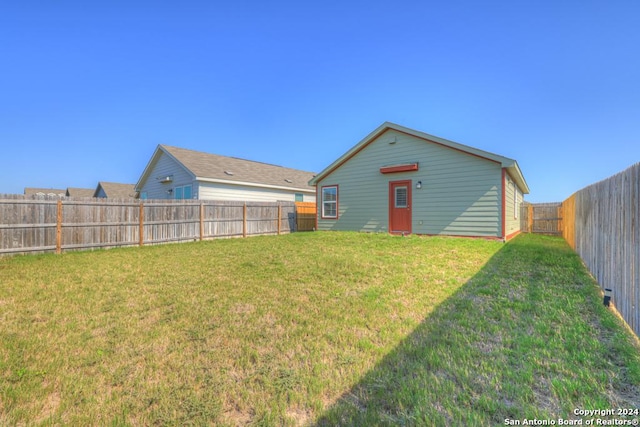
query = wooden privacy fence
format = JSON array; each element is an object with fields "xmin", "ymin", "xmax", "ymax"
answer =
[
  {"xmin": 522, "ymin": 162, "xmax": 640, "ymax": 337},
  {"xmin": 0, "ymin": 195, "xmax": 316, "ymax": 256},
  {"xmin": 295, "ymin": 201, "xmax": 316, "ymax": 231},
  {"xmin": 520, "ymin": 202, "xmax": 563, "ymax": 235},
  {"xmin": 563, "ymin": 163, "xmax": 640, "ymax": 337}
]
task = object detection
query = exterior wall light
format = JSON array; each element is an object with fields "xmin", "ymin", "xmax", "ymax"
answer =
[{"xmin": 416, "ymin": 181, "xmax": 422, "ymax": 189}]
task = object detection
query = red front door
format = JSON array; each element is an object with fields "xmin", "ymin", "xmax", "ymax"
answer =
[{"xmin": 389, "ymin": 180, "xmax": 412, "ymax": 234}]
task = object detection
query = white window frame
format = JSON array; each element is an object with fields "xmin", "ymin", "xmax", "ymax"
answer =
[{"xmin": 321, "ymin": 185, "xmax": 338, "ymax": 219}]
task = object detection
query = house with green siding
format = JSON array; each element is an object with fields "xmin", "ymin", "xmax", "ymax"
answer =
[{"xmin": 309, "ymin": 122, "xmax": 529, "ymax": 240}]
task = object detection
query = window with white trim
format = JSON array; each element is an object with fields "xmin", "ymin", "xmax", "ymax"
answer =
[
  {"xmin": 174, "ymin": 185, "xmax": 193, "ymax": 200},
  {"xmin": 322, "ymin": 186, "xmax": 338, "ymax": 219}
]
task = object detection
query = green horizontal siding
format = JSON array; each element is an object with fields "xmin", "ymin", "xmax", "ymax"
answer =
[
  {"xmin": 504, "ymin": 172, "xmax": 522, "ymax": 236},
  {"xmin": 317, "ymin": 129, "xmax": 502, "ymax": 237}
]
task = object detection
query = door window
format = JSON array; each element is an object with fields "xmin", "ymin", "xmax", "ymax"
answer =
[{"xmin": 395, "ymin": 186, "xmax": 408, "ymax": 208}]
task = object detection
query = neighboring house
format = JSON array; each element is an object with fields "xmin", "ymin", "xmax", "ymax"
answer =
[
  {"xmin": 24, "ymin": 187, "xmax": 66, "ymax": 197},
  {"xmin": 135, "ymin": 145, "xmax": 316, "ymax": 202},
  {"xmin": 309, "ymin": 122, "xmax": 530, "ymax": 240},
  {"xmin": 66, "ymin": 187, "xmax": 95, "ymax": 198},
  {"xmin": 94, "ymin": 182, "xmax": 137, "ymax": 199}
]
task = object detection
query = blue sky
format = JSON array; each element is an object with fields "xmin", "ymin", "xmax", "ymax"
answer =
[{"xmin": 1, "ymin": 1, "xmax": 639, "ymax": 202}]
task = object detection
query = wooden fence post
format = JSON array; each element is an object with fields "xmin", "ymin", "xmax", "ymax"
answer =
[
  {"xmin": 56, "ymin": 200, "xmax": 62, "ymax": 254},
  {"xmin": 199, "ymin": 202, "xmax": 204, "ymax": 241},
  {"xmin": 243, "ymin": 203, "xmax": 247, "ymax": 238},
  {"xmin": 2, "ymin": 199, "xmax": 299, "ymax": 256},
  {"xmin": 277, "ymin": 205, "xmax": 281, "ymax": 235},
  {"xmin": 528, "ymin": 204, "xmax": 534, "ymax": 233},
  {"xmin": 139, "ymin": 202, "xmax": 144, "ymax": 247},
  {"xmin": 558, "ymin": 204, "xmax": 563, "ymax": 234}
]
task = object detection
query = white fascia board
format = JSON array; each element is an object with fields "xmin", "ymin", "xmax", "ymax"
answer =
[
  {"xmin": 135, "ymin": 145, "xmax": 164, "ymax": 192},
  {"xmin": 135, "ymin": 145, "xmax": 197, "ymax": 192},
  {"xmin": 195, "ymin": 177, "xmax": 315, "ymax": 193},
  {"xmin": 506, "ymin": 162, "xmax": 530, "ymax": 194},
  {"xmin": 309, "ymin": 121, "xmax": 518, "ymax": 185}
]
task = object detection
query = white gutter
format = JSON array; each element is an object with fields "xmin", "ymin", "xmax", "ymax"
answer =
[{"xmin": 195, "ymin": 177, "xmax": 315, "ymax": 193}]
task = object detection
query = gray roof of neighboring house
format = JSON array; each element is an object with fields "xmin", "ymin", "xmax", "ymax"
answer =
[
  {"xmin": 24, "ymin": 187, "xmax": 66, "ymax": 196},
  {"xmin": 66, "ymin": 187, "xmax": 95, "ymax": 197},
  {"xmin": 137, "ymin": 145, "xmax": 316, "ymax": 192},
  {"xmin": 95, "ymin": 182, "xmax": 137, "ymax": 198}
]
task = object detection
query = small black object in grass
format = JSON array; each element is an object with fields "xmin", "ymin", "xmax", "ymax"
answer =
[{"xmin": 603, "ymin": 288, "xmax": 612, "ymax": 307}]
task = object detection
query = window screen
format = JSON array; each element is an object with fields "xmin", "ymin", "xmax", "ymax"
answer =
[{"xmin": 395, "ymin": 186, "xmax": 408, "ymax": 208}]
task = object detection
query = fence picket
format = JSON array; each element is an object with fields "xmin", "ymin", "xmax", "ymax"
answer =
[
  {"xmin": 0, "ymin": 196, "xmax": 315, "ymax": 256},
  {"xmin": 566, "ymin": 162, "xmax": 640, "ymax": 336},
  {"xmin": 522, "ymin": 163, "xmax": 640, "ymax": 336}
]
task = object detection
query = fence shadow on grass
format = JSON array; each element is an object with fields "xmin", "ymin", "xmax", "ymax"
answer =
[{"xmin": 314, "ymin": 234, "xmax": 638, "ymax": 426}]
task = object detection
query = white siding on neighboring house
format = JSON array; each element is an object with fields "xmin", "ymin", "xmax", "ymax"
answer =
[
  {"xmin": 136, "ymin": 146, "xmax": 316, "ymax": 202},
  {"xmin": 316, "ymin": 128, "xmax": 503, "ymax": 237},
  {"xmin": 198, "ymin": 182, "xmax": 314, "ymax": 202}
]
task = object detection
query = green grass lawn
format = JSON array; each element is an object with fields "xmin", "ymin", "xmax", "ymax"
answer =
[{"xmin": 1, "ymin": 232, "xmax": 639, "ymax": 426}]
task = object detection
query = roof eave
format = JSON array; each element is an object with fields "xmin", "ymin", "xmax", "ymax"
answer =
[
  {"xmin": 310, "ymin": 122, "xmax": 530, "ymax": 195},
  {"xmin": 505, "ymin": 161, "xmax": 530, "ymax": 194},
  {"xmin": 135, "ymin": 145, "xmax": 196, "ymax": 191},
  {"xmin": 196, "ymin": 177, "xmax": 315, "ymax": 193},
  {"xmin": 135, "ymin": 145, "xmax": 164, "ymax": 192},
  {"xmin": 310, "ymin": 123, "xmax": 391, "ymax": 185},
  {"xmin": 309, "ymin": 121, "xmax": 518, "ymax": 185}
]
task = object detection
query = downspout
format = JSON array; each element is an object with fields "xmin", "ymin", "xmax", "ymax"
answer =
[
  {"xmin": 501, "ymin": 168, "xmax": 507, "ymax": 241},
  {"xmin": 315, "ymin": 184, "xmax": 319, "ymax": 231}
]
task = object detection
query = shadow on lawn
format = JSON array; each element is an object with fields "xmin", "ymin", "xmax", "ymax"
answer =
[{"xmin": 313, "ymin": 235, "xmax": 634, "ymax": 426}]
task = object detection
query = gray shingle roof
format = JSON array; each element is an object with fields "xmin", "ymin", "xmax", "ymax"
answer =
[
  {"xmin": 161, "ymin": 145, "xmax": 315, "ymax": 191},
  {"xmin": 95, "ymin": 182, "xmax": 137, "ymax": 198},
  {"xmin": 24, "ymin": 187, "xmax": 66, "ymax": 196},
  {"xmin": 66, "ymin": 187, "xmax": 95, "ymax": 197}
]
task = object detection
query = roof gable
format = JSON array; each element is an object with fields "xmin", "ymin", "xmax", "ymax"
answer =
[
  {"xmin": 137, "ymin": 145, "xmax": 316, "ymax": 192},
  {"xmin": 135, "ymin": 145, "xmax": 194, "ymax": 192},
  {"xmin": 66, "ymin": 187, "xmax": 95, "ymax": 197},
  {"xmin": 310, "ymin": 122, "xmax": 529, "ymax": 194},
  {"xmin": 24, "ymin": 187, "xmax": 66, "ymax": 196},
  {"xmin": 95, "ymin": 182, "xmax": 137, "ymax": 198}
]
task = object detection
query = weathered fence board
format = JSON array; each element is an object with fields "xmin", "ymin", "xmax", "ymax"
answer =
[
  {"xmin": 521, "ymin": 163, "xmax": 640, "ymax": 338},
  {"xmin": 520, "ymin": 202, "xmax": 563, "ymax": 235},
  {"xmin": 561, "ymin": 194, "xmax": 576, "ymax": 250},
  {"xmin": 0, "ymin": 196, "xmax": 314, "ymax": 256},
  {"xmin": 295, "ymin": 201, "xmax": 316, "ymax": 231},
  {"xmin": 566, "ymin": 162, "xmax": 640, "ymax": 336}
]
